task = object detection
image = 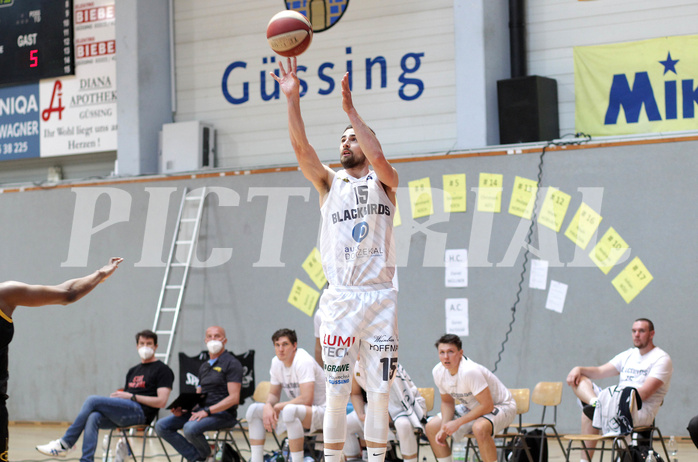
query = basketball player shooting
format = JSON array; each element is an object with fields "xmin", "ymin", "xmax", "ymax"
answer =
[{"xmin": 272, "ymin": 57, "xmax": 399, "ymax": 462}]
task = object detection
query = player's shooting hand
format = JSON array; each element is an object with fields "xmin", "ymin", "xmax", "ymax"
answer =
[{"xmin": 272, "ymin": 57, "xmax": 299, "ymax": 98}]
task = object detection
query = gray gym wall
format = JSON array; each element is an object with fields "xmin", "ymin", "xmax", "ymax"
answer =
[{"xmin": 2, "ymin": 138, "xmax": 696, "ymax": 436}]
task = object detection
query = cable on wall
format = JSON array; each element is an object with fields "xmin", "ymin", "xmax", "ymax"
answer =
[{"xmin": 492, "ymin": 133, "xmax": 592, "ymax": 373}]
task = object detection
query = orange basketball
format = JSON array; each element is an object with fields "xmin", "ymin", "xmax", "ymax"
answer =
[{"xmin": 266, "ymin": 10, "xmax": 313, "ymax": 57}]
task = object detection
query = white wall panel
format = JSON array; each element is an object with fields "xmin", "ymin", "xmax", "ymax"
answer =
[
  {"xmin": 173, "ymin": 0, "xmax": 457, "ymax": 169},
  {"xmin": 527, "ymin": 0, "xmax": 698, "ymax": 136}
]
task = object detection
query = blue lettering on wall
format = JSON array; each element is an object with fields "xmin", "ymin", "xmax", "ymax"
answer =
[
  {"xmin": 682, "ymin": 79, "xmax": 698, "ymax": 118},
  {"xmin": 604, "ymin": 70, "xmax": 698, "ymax": 124},
  {"xmin": 605, "ymin": 72, "xmax": 661, "ymax": 124},
  {"xmin": 398, "ymin": 53, "xmax": 425, "ymax": 101},
  {"xmin": 222, "ymin": 61, "xmax": 249, "ymax": 104},
  {"xmin": 220, "ymin": 47, "xmax": 426, "ymax": 105}
]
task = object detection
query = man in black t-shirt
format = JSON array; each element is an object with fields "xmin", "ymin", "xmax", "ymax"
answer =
[
  {"xmin": 36, "ymin": 330, "xmax": 174, "ymax": 461},
  {"xmin": 156, "ymin": 326, "xmax": 243, "ymax": 462}
]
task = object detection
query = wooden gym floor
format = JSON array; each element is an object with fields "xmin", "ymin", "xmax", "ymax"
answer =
[{"xmin": 7, "ymin": 422, "xmax": 697, "ymax": 462}]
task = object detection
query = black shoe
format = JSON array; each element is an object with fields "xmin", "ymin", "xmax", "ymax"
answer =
[{"xmin": 583, "ymin": 404, "xmax": 596, "ymax": 420}]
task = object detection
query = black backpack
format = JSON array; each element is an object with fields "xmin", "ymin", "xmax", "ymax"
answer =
[
  {"xmin": 216, "ymin": 443, "xmax": 240, "ymax": 462},
  {"xmin": 505, "ymin": 429, "xmax": 548, "ymax": 462}
]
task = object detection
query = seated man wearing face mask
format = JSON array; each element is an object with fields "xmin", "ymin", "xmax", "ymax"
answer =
[
  {"xmin": 156, "ymin": 326, "xmax": 243, "ymax": 462},
  {"xmin": 36, "ymin": 329, "xmax": 174, "ymax": 459}
]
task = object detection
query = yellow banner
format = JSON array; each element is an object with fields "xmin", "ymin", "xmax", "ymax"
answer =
[{"xmin": 574, "ymin": 34, "xmax": 698, "ymax": 135}]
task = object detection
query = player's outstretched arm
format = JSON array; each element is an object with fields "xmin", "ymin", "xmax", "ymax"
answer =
[
  {"xmin": 0, "ymin": 257, "xmax": 123, "ymax": 316},
  {"xmin": 272, "ymin": 57, "xmax": 333, "ymax": 197},
  {"xmin": 341, "ymin": 73, "xmax": 398, "ymax": 191}
]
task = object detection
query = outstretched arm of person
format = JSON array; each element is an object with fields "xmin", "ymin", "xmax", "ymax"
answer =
[
  {"xmin": 272, "ymin": 57, "xmax": 334, "ymax": 198},
  {"xmin": 0, "ymin": 257, "xmax": 123, "ymax": 317},
  {"xmin": 341, "ymin": 73, "xmax": 398, "ymax": 192}
]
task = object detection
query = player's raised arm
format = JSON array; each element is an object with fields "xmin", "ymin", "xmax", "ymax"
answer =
[
  {"xmin": 272, "ymin": 57, "xmax": 334, "ymax": 198},
  {"xmin": 0, "ymin": 257, "xmax": 123, "ymax": 317},
  {"xmin": 341, "ymin": 72, "xmax": 398, "ymax": 191}
]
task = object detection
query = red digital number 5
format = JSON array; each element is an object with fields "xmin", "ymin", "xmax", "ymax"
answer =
[{"xmin": 30, "ymin": 49, "xmax": 38, "ymax": 67}]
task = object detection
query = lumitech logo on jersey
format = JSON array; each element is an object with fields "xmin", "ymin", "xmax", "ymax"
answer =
[
  {"xmin": 352, "ymin": 222, "xmax": 368, "ymax": 242},
  {"xmin": 322, "ymin": 334, "xmax": 355, "ymax": 358}
]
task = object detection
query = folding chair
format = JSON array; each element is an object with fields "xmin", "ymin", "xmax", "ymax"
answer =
[
  {"xmin": 563, "ymin": 433, "xmax": 632, "ymax": 462},
  {"xmin": 104, "ymin": 423, "xmax": 171, "ymax": 462},
  {"xmin": 632, "ymin": 423, "xmax": 670, "ymax": 461},
  {"xmin": 519, "ymin": 381, "xmax": 566, "ymax": 460}
]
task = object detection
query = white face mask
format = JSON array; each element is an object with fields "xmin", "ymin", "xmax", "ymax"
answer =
[
  {"xmin": 138, "ymin": 346, "xmax": 155, "ymax": 361},
  {"xmin": 207, "ymin": 340, "xmax": 224, "ymax": 355}
]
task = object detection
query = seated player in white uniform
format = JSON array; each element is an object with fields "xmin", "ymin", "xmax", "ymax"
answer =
[
  {"xmin": 566, "ymin": 318, "xmax": 672, "ymax": 461},
  {"xmin": 246, "ymin": 329, "xmax": 326, "ymax": 462},
  {"xmin": 346, "ymin": 357, "xmax": 426, "ymax": 462},
  {"xmin": 425, "ymin": 334, "xmax": 516, "ymax": 462}
]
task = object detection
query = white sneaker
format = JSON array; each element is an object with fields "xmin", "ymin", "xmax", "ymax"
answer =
[{"xmin": 36, "ymin": 439, "xmax": 72, "ymax": 457}]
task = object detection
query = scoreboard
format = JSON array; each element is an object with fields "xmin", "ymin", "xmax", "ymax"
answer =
[{"xmin": 0, "ymin": 0, "xmax": 75, "ymax": 86}]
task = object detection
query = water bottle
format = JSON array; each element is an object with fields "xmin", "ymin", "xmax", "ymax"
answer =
[
  {"xmin": 668, "ymin": 435, "xmax": 678, "ymax": 461},
  {"xmin": 645, "ymin": 449, "xmax": 657, "ymax": 462},
  {"xmin": 282, "ymin": 439, "xmax": 290, "ymax": 462},
  {"xmin": 102, "ymin": 435, "xmax": 111, "ymax": 462},
  {"xmin": 452, "ymin": 440, "xmax": 466, "ymax": 462}
]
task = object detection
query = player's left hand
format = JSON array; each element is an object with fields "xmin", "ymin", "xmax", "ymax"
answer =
[{"xmin": 341, "ymin": 73, "xmax": 354, "ymax": 114}]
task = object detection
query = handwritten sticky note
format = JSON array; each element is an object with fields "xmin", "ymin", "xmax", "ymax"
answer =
[
  {"xmin": 612, "ymin": 257, "xmax": 653, "ymax": 304},
  {"xmin": 409, "ymin": 177, "xmax": 434, "ymax": 218},
  {"xmin": 302, "ymin": 247, "xmax": 327, "ymax": 289},
  {"xmin": 564, "ymin": 202, "xmax": 603, "ymax": 249},
  {"xmin": 589, "ymin": 227, "xmax": 630, "ymax": 274},
  {"xmin": 508, "ymin": 176, "xmax": 538, "ymax": 219},
  {"xmin": 477, "ymin": 173, "xmax": 503, "ymax": 213},
  {"xmin": 287, "ymin": 279, "xmax": 320, "ymax": 316},
  {"xmin": 539, "ymin": 187, "xmax": 571, "ymax": 232},
  {"xmin": 443, "ymin": 174, "xmax": 466, "ymax": 213}
]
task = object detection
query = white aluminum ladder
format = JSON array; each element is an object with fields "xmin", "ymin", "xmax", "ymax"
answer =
[{"xmin": 152, "ymin": 187, "xmax": 207, "ymax": 364}]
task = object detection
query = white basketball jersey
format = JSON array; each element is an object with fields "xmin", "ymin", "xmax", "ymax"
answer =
[{"xmin": 320, "ymin": 170, "xmax": 396, "ymax": 287}]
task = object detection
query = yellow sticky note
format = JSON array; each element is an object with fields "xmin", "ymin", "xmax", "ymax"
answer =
[
  {"xmin": 508, "ymin": 176, "xmax": 538, "ymax": 219},
  {"xmin": 287, "ymin": 279, "xmax": 320, "ymax": 316},
  {"xmin": 539, "ymin": 187, "xmax": 572, "ymax": 232},
  {"xmin": 443, "ymin": 174, "xmax": 466, "ymax": 213},
  {"xmin": 408, "ymin": 177, "xmax": 434, "ymax": 218},
  {"xmin": 612, "ymin": 257, "xmax": 653, "ymax": 304},
  {"xmin": 589, "ymin": 227, "xmax": 630, "ymax": 274},
  {"xmin": 564, "ymin": 202, "xmax": 603, "ymax": 249},
  {"xmin": 477, "ymin": 173, "xmax": 503, "ymax": 213},
  {"xmin": 302, "ymin": 247, "xmax": 327, "ymax": 289},
  {"xmin": 393, "ymin": 199, "xmax": 401, "ymax": 227}
]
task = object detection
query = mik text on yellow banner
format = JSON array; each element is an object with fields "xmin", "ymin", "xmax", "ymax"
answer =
[{"xmin": 574, "ymin": 35, "xmax": 698, "ymax": 136}]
